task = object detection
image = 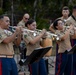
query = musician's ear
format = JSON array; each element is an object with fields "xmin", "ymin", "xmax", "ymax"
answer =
[
  {"xmin": 27, "ymin": 24, "xmax": 30, "ymax": 28},
  {"xmin": 0, "ymin": 20, "xmax": 1, "ymax": 24},
  {"xmin": 0, "ymin": 20, "xmax": 3, "ymax": 26},
  {"xmin": 56, "ymin": 26, "xmax": 58, "ymax": 29}
]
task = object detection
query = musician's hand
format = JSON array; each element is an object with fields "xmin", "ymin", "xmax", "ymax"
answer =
[
  {"xmin": 41, "ymin": 29, "xmax": 47, "ymax": 39},
  {"xmin": 18, "ymin": 26, "xmax": 23, "ymax": 36},
  {"xmin": 15, "ymin": 26, "xmax": 22, "ymax": 36},
  {"xmin": 73, "ymin": 26, "xmax": 76, "ymax": 31},
  {"xmin": 41, "ymin": 29, "xmax": 46, "ymax": 35},
  {"xmin": 69, "ymin": 24, "xmax": 74, "ymax": 30}
]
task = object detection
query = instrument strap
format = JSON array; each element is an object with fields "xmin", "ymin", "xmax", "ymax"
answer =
[{"xmin": 71, "ymin": 15, "xmax": 76, "ymax": 22}]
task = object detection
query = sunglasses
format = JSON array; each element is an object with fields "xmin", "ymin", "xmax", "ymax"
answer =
[{"xmin": 25, "ymin": 18, "xmax": 29, "ymax": 20}]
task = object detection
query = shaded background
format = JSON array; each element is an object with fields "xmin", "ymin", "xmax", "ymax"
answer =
[{"xmin": 0, "ymin": 0, "xmax": 76, "ymax": 30}]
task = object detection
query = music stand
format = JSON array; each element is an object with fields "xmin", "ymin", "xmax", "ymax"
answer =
[
  {"xmin": 68, "ymin": 44, "xmax": 76, "ymax": 54},
  {"xmin": 24, "ymin": 46, "xmax": 52, "ymax": 65}
]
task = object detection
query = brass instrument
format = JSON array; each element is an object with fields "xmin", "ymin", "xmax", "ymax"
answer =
[
  {"xmin": 9, "ymin": 26, "xmax": 16, "ymax": 32},
  {"xmin": 36, "ymin": 29, "xmax": 57, "ymax": 37},
  {"xmin": 9, "ymin": 26, "xmax": 58, "ymax": 38},
  {"xmin": 36, "ymin": 29, "xmax": 53, "ymax": 57},
  {"xmin": 22, "ymin": 28, "xmax": 35, "ymax": 33},
  {"xmin": 9, "ymin": 26, "xmax": 35, "ymax": 33},
  {"xmin": 22, "ymin": 28, "xmax": 58, "ymax": 40},
  {"xmin": 9, "ymin": 26, "xmax": 59, "ymax": 57},
  {"xmin": 35, "ymin": 29, "xmax": 60, "ymax": 56},
  {"xmin": 64, "ymin": 26, "xmax": 76, "ymax": 35}
]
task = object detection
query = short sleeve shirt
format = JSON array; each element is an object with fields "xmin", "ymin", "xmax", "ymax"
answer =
[
  {"xmin": 65, "ymin": 16, "xmax": 76, "ymax": 36},
  {"xmin": 23, "ymin": 31, "xmax": 41, "ymax": 56},
  {"xmin": 17, "ymin": 20, "xmax": 27, "ymax": 28},
  {"xmin": 0, "ymin": 28, "xmax": 14, "ymax": 55},
  {"xmin": 55, "ymin": 27, "xmax": 72, "ymax": 53},
  {"xmin": 65, "ymin": 16, "xmax": 76, "ymax": 26}
]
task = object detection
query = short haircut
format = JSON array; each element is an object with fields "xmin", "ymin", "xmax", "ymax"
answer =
[
  {"xmin": 0, "ymin": 15, "xmax": 4, "ymax": 20},
  {"xmin": 53, "ymin": 19, "xmax": 62, "ymax": 30},
  {"xmin": 73, "ymin": 5, "xmax": 76, "ymax": 10},
  {"xmin": 0, "ymin": 14, "xmax": 8, "ymax": 20},
  {"xmin": 25, "ymin": 19, "xmax": 35, "ymax": 27},
  {"xmin": 62, "ymin": 6, "xmax": 69, "ymax": 10}
]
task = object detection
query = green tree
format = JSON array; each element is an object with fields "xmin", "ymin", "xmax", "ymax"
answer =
[{"xmin": 1, "ymin": 0, "xmax": 76, "ymax": 29}]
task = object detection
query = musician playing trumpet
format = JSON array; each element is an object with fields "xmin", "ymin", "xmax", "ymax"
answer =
[
  {"xmin": 53, "ymin": 18, "xmax": 76, "ymax": 75},
  {"xmin": 64, "ymin": 6, "xmax": 76, "ymax": 75},
  {"xmin": 23, "ymin": 19, "xmax": 48, "ymax": 75},
  {"xmin": 0, "ymin": 15, "xmax": 22, "ymax": 75}
]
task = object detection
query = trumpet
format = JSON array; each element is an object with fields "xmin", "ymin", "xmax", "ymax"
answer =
[
  {"xmin": 9, "ymin": 26, "xmax": 35, "ymax": 33},
  {"xmin": 9, "ymin": 26, "xmax": 16, "ymax": 33},
  {"xmin": 36, "ymin": 29, "xmax": 57, "ymax": 37},
  {"xmin": 35, "ymin": 29, "xmax": 60, "ymax": 41},
  {"xmin": 22, "ymin": 28, "xmax": 35, "ymax": 33},
  {"xmin": 9, "ymin": 26, "xmax": 59, "ymax": 40}
]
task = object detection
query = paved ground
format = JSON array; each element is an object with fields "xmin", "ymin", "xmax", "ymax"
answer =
[
  {"xmin": 48, "ymin": 56, "xmax": 55, "ymax": 75},
  {"xmin": 14, "ymin": 41, "xmax": 57, "ymax": 75},
  {"xmin": 15, "ymin": 55, "xmax": 55, "ymax": 75},
  {"xmin": 17, "ymin": 56, "xmax": 56, "ymax": 75}
]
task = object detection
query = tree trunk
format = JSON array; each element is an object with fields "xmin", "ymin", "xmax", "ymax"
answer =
[
  {"xmin": 33, "ymin": 0, "xmax": 38, "ymax": 20},
  {"xmin": 0, "ymin": 0, "xmax": 3, "ymax": 8}
]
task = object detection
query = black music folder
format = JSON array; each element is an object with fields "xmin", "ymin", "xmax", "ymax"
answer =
[
  {"xmin": 68, "ymin": 44, "xmax": 76, "ymax": 54},
  {"xmin": 24, "ymin": 46, "xmax": 52, "ymax": 65}
]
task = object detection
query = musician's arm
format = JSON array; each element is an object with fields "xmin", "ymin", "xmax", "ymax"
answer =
[
  {"xmin": 23, "ymin": 29, "xmax": 46, "ymax": 45},
  {"xmin": 24, "ymin": 33, "xmax": 45, "ymax": 45},
  {"xmin": 14, "ymin": 27, "xmax": 22, "ymax": 46},
  {"xmin": 56, "ymin": 32, "xmax": 71, "ymax": 42},
  {"xmin": 3, "ymin": 26, "xmax": 22, "ymax": 46},
  {"xmin": 3, "ymin": 31, "xmax": 18, "ymax": 44},
  {"xmin": 49, "ymin": 23, "xmax": 55, "ymax": 33},
  {"xmin": 14, "ymin": 34, "xmax": 22, "ymax": 46},
  {"xmin": 60, "ymin": 25, "xmax": 74, "ymax": 41}
]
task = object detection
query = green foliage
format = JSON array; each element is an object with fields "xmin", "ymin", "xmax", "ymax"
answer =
[
  {"xmin": 1, "ymin": 0, "xmax": 76, "ymax": 29},
  {"xmin": 0, "ymin": 8, "xmax": 3, "ymax": 15},
  {"xmin": 36, "ymin": 18, "xmax": 50, "ymax": 30}
]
